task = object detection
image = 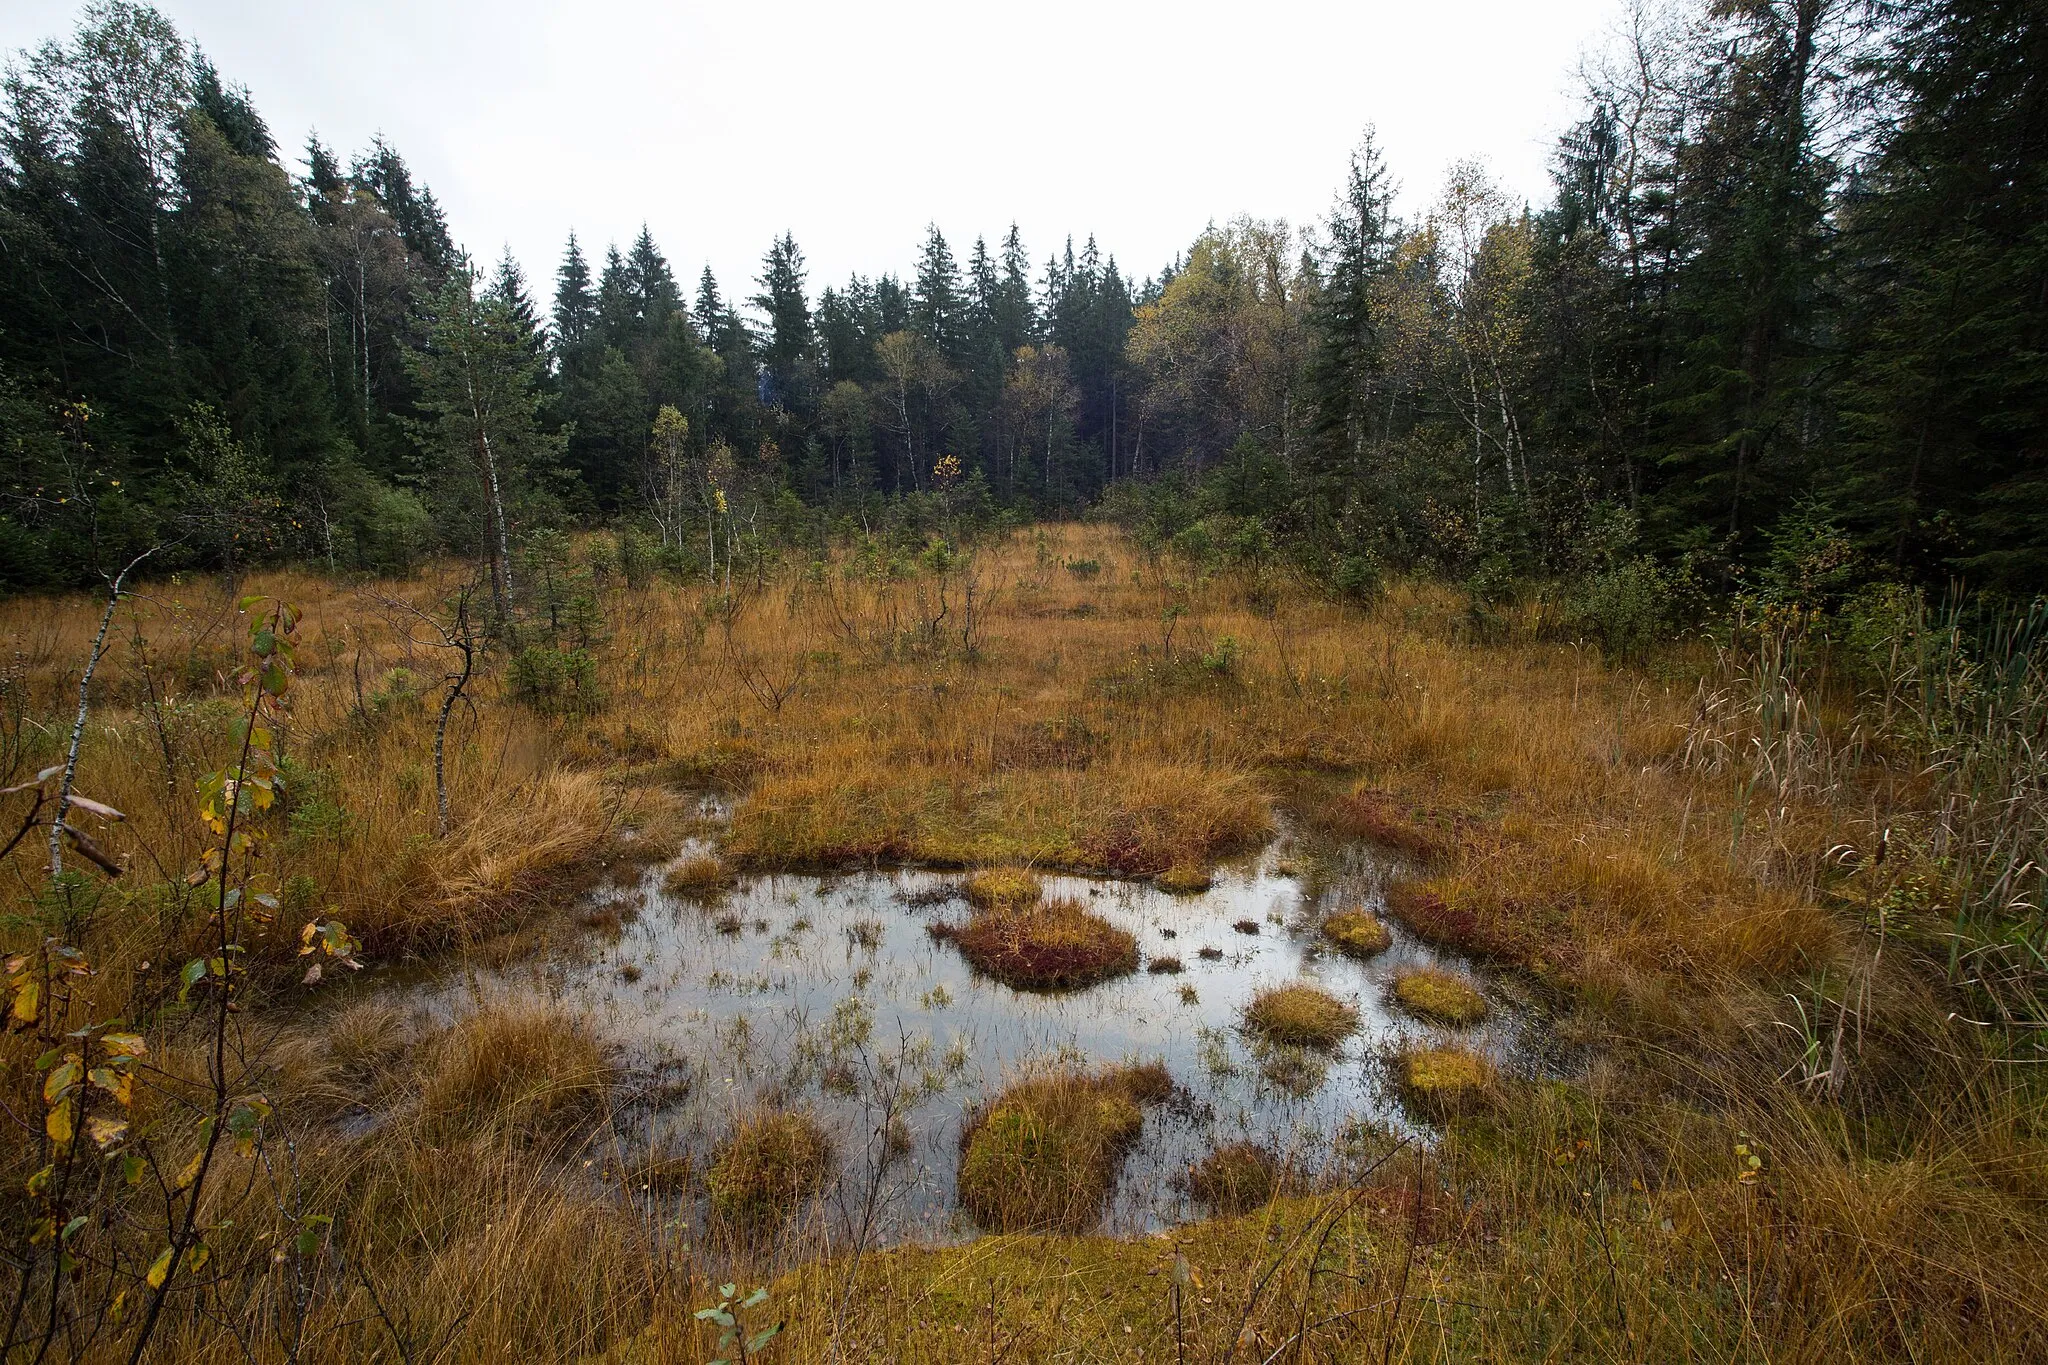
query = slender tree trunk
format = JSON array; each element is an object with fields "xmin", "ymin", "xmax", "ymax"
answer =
[{"xmin": 49, "ymin": 550, "xmax": 155, "ymax": 876}]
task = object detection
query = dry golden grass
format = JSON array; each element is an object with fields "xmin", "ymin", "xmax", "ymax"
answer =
[
  {"xmin": 5, "ymin": 524, "xmax": 2047, "ymax": 1362},
  {"xmin": 706, "ymin": 1108, "xmax": 834, "ymax": 1231},
  {"xmin": 961, "ymin": 865, "xmax": 1042, "ymax": 910},
  {"xmin": 1243, "ymin": 982, "xmax": 1359, "ymax": 1048},
  {"xmin": 417, "ymin": 1002, "xmax": 612, "ymax": 1139},
  {"xmin": 956, "ymin": 1063, "xmax": 1171, "ymax": 1233},
  {"xmin": 1391, "ymin": 966, "xmax": 1489, "ymax": 1025}
]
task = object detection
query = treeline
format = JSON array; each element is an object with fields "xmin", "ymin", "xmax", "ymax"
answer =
[
  {"xmin": 2, "ymin": 0, "xmax": 2043, "ymax": 622},
  {"xmin": 1118, "ymin": 0, "xmax": 2046, "ymax": 630}
]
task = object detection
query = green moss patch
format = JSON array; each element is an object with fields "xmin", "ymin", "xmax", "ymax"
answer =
[
  {"xmin": 1242, "ymin": 983, "xmax": 1358, "ymax": 1049},
  {"xmin": 1321, "ymin": 909, "xmax": 1391, "ymax": 959}
]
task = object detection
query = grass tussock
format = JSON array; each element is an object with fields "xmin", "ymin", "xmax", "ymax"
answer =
[
  {"xmin": 962, "ymin": 865, "xmax": 1043, "ymax": 910},
  {"xmin": 1321, "ymin": 907, "xmax": 1392, "ymax": 958},
  {"xmin": 1156, "ymin": 862, "xmax": 1214, "ymax": 894},
  {"xmin": 417, "ymin": 1002, "xmax": 611, "ymax": 1139},
  {"xmin": 1186, "ymin": 1141, "xmax": 1284, "ymax": 1215},
  {"xmin": 957, "ymin": 1063, "xmax": 1170, "ymax": 1232},
  {"xmin": 661, "ymin": 853, "xmax": 731, "ymax": 900},
  {"xmin": 1397, "ymin": 1044, "xmax": 1495, "ymax": 1113},
  {"xmin": 1391, "ymin": 966, "xmax": 1489, "ymax": 1025},
  {"xmin": 946, "ymin": 895, "xmax": 1138, "ymax": 989},
  {"xmin": 1242, "ymin": 983, "xmax": 1358, "ymax": 1048},
  {"xmin": 706, "ymin": 1108, "xmax": 834, "ymax": 1230}
]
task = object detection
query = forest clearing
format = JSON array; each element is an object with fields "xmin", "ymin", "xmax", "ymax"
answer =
[{"xmin": 3, "ymin": 523, "xmax": 2043, "ymax": 1361}]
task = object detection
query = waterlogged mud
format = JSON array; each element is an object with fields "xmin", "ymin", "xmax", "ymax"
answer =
[{"xmin": 400, "ymin": 824, "xmax": 1557, "ymax": 1245}]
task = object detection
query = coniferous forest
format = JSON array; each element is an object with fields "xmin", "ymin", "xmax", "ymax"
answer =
[{"xmin": 4, "ymin": 0, "xmax": 2040, "ymax": 613}]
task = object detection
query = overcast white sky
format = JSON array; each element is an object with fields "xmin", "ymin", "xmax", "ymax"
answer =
[{"xmin": 4, "ymin": 0, "xmax": 1626, "ymax": 307}]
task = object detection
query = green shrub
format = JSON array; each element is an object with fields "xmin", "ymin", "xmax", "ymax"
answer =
[
  {"xmin": 1574, "ymin": 557, "xmax": 1669, "ymax": 660},
  {"xmin": 510, "ymin": 646, "xmax": 601, "ymax": 714}
]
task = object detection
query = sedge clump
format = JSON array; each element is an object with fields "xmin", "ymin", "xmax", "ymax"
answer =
[
  {"xmin": 1398, "ymin": 1045, "xmax": 1495, "ymax": 1114},
  {"xmin": 707, "ymin": 1108, "xmax": 834, "ymax": 1230},
  {"xmin": 1392, "ymin": 966, "xmax": 1489, "ymax": 1025},
  {"xmin": 957, "ymin": 1063, "xmax": 1169, "ymax": 1232},
  {"xmin": 1187, "ymin": 1141, "xmax": 1283, "ymax": 1215},
  {"xmin": 1321, "ymin": 909, "xmax": 1391, "ymax": 959},
  {"xmin": 964, "ymin": 866, "xmax": 1044, "ymax": 911},
  {"xmin": 1157, "ymin": 863, "xmax": 1213, "ymax": 894},
  {"xmin": 1242, "ymin": 983, "xmax": 1358, "ymax": 1049},
  {"xmin": 663, "ymin": 854, "xmax": 731, "ymax": 901},
  {"xmin": 950, "ymin": 896, "xmax": 1137, "ymax": 989}
]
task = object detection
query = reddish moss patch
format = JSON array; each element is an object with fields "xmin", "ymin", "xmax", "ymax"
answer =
[
  {"xmin": 949, "ymin": 897, "xmax": 1138, "ymax": 989},
  {"xmin": 1316, "ymin": 791, "xmax": 1463, "ymax": 864}
]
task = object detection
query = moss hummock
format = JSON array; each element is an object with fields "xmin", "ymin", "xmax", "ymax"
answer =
[
  {"xmin": 1391, "ymin": 966, "xmax": 1489, "ymax": 1025},
  {"xmin": 1321, "ymin": 909, "xmax": 1392, "ymax": 959},
  {"xmin": 957, "ymin": 1063, "xmax": 1170, "ymax": 1232}
]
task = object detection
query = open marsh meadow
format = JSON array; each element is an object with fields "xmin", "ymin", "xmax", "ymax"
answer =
[{"xmin": 4, "ymin": 523, "xmax": 2044, "ymax": 1361}]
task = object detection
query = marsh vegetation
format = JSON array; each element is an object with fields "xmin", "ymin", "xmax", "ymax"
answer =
[{"xmin": 3, "ymin": 523, "xmax": 2046, "ymax": 1362}]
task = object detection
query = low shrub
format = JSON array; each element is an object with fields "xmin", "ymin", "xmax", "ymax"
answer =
[
  {"xmin": 1321, "ymin": 909, "xmax": 1391, "ymax": 958},
  {"xmin": 949, "ymin": 897, "xmax": 1138, "ymax": 989},
  {"xmin": 707, "ymin": 1109, "xmax": 834, "ymax": 1230},
  {"xmin": 1243, "ymin": 983, "xmax": 1358, "ymax": 1049},
  {"xmin": 1391, "ymin": 966, "xmax": 1489, "ymax": 1025},
  {"xmin": 510, "ymin": 645, "xmax": 601, "ymax": 715},
  {"xmin": 957, "ymin": 1064, "xmax": 1168, "ymax": 1232}
]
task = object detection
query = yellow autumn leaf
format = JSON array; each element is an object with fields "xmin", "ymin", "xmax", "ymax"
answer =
[
  {"xmin": 10, "ymin": 979, "xmax": 38, "ymax": 1026},
  {"xmin": 175, "ymin": 1148, "xmax": 204, "ymax": 1191},
  {"xmin": 145, "ymin": 1246, "xmax": 173, "ymax": 1289},
  {"xmin": 87, "ymin": 1115, "xmax": 128, "ymax": 1149},
  {"xmin": 45, "ymin": 1104, "xmax": 73, "ymax": 1146},
  {"xmin": 100, "ymin": 1032, "xmax": 147, "ymax": 1060},
  {"xmin": 43, "ymin": 1056, "xmax": 80, "ymax": 1104},
  {"xmin": 89, "ymin": 1066, "xmax": 133, "ymax": 1108}
]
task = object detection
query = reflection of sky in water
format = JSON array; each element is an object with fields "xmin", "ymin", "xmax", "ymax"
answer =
[{"xmin": 405, "ymin": 827, "xmax": 1555, "ymax": 1246}]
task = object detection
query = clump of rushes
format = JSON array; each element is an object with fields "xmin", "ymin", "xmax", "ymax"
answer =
[
  {"xmin": 950, "ymin": 896, "xmax": 1138, "ymax": 989},
  {"xmin": 1187, "ymin": 1142, "xmax": 1283, "ymax": 1215},
  {"xmin": 1243, "ymin": 983, "xmax": 1358, "ymax": 1049},
  {"xmin": 1392, "ymin": 966, "xmax": 1489, "ymax": 1025},
  {"xmin": 418, "ymin": 1004, "xmax": 611, "ymax": 1139},
  {"xmin": 957, "ymin": 1064, "xmax": 1170, "ymax": 1232},
  {"xmin": 663, "ymin": 854, "xmax": 731, "ymax": 901},
  {"xmin": 1397, "ymin": 1045, "xmax": 1495, "ymax": 1114},
  {"xmin": 1157, "ymin": 863, "xmax": 1213, "ymax": 894},
  {"xmin": 964, "ymin": 866, "xmax": 1044, "ymax": 910},
  {"xmin": 1321, "ymin": 908, "xmax": 1392, "ymax": 959},
  {"xmin": 1148, "ymin": 955, "xmax": 1184, "ymax": 974},
  {"xmin": 707, "ymin": 1108, "xmax": 834, "ymax": 1230}
]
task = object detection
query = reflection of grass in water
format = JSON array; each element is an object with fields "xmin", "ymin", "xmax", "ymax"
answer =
[
  {"xmin": 957, "ymin": 1063, "xmax": 1172, "ymax": 1232},
  {"xmin": 1253, "ymin": 1041, "xmax": 1330, "ymax": 1098}
]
